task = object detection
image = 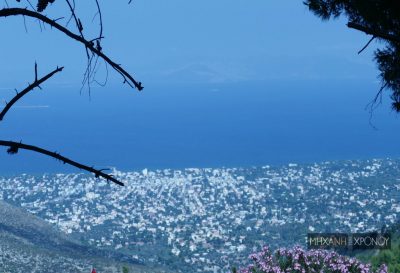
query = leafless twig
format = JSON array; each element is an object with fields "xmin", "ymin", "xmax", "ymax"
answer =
[
  {"xmin": 0, "ymin": 65, "xmax": 63, "ymax": 121},
  {"xmin": 358, "ymin": 36, "xmax": 375, "ymax": 54}
]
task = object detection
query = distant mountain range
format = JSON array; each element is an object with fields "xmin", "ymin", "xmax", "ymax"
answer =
[{"xmin": 156, "ymin": 62, "xmax": 251, "ymax": 84}]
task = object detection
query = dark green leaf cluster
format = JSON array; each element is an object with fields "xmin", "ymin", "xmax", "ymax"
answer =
[
  {"xmin": 304, "ymin": 0, "xmax": 400, "ymax": 111},
  {"xmin": 37, "ymin": 0, "xmax": 55, "ymax": 12}
]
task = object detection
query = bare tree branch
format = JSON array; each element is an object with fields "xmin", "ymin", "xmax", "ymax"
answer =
[
  {"xmin": 0, "ymin": 140, "xmax": 124, "ymax": 186},
  {"xmin": 347, "ymin": 21, "xmax": 400, "ymax": 44},
  {"xmin": 0, "ymin": 8, "xmax": 143, "ymax": 90},
  {"xmin": 0, "ymin": 65, "xmax": 63, "ymax": 121}
]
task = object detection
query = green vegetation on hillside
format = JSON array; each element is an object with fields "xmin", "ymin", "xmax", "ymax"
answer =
[{"xmin": 359, "ymin": 224, "xmax": 400, "ymax": 273}]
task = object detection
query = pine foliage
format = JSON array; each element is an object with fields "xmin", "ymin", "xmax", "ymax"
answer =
[{"xmin": 304, "ymin": 0, "xmax": 400, "ymax": 111}]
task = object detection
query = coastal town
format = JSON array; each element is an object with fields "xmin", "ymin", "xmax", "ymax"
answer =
[{"xmin": 1, "ymin": 158, "xmax": 399, "ymax": 272}]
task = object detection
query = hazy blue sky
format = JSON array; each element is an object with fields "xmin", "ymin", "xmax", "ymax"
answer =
[
  {"xmin": 0, "ymin": 1, "xmax": 378, "ymax": 86},
  {"xmin": 1, "ymin": 1, "xmax": 399, "ymax": 173}
]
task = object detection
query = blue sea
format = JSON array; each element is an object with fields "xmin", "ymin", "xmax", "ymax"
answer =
[{"xmin": 1, "ymin": 79, "xmax": 400, "ymax": 175}]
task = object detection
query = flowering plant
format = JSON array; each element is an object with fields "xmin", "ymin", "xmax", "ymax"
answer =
[{"xmin": 236, "ymin": 246, "xmax": 387, "ymax": 273}]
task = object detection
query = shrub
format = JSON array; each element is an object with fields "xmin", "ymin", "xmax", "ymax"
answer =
[{"xmin": 236, "ymin": 246, "xmax": 388, "ymax": 273}]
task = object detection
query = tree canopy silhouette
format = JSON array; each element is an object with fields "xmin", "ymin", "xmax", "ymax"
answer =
[
  {"xmin": 0, "ymin": 0, "xmax": 142, "ymax": 186},
  {"xmin": 304, "ymin": 0, "xmax": 400, "ymax": 111}
]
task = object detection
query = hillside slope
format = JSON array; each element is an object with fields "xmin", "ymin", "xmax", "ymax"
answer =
[{"xmin": 0, "ymin": 200, "xmax": 169, "ymax": 273}]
